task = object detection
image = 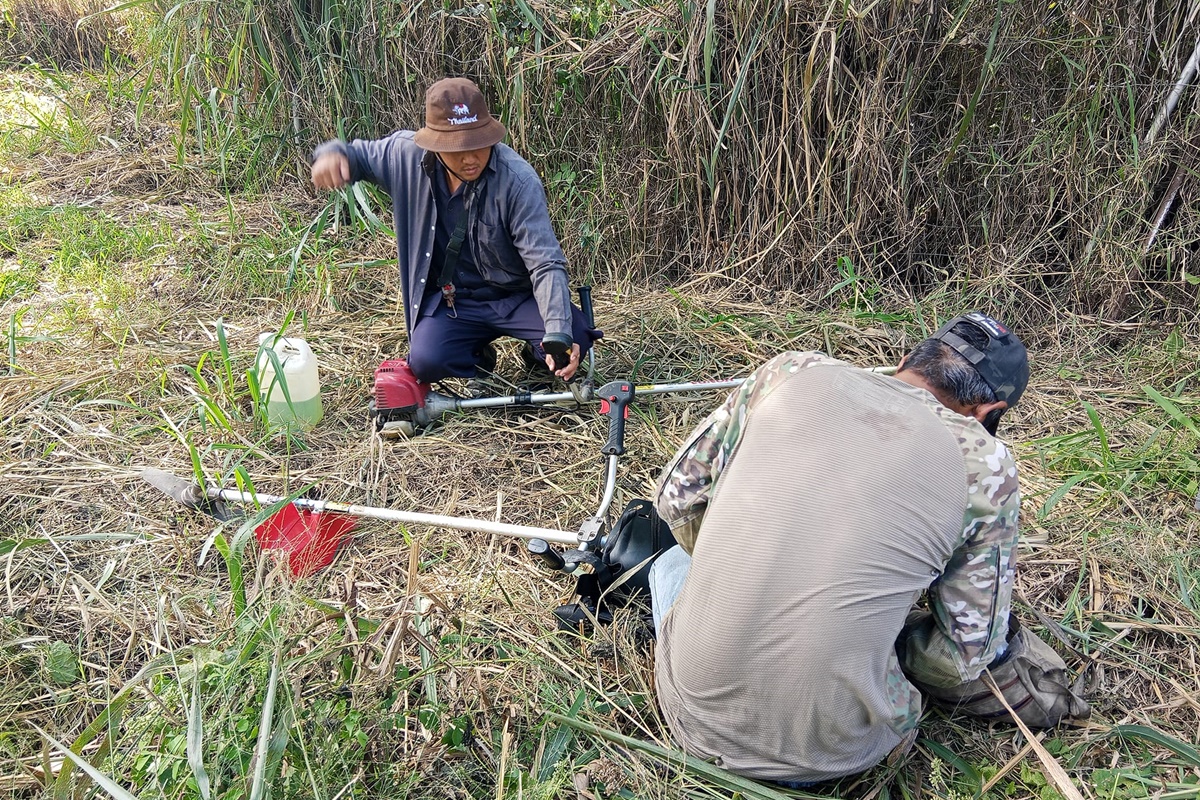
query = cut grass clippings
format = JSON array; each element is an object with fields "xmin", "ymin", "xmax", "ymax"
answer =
[{"xmin": 6, "ymin": 227, "xmax": 1200, "ymax": 796}]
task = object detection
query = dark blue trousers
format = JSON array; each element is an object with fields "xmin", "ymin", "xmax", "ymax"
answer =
[{"xmin": 407, "ymin": 293, "xmax": 600, "ymax": 383}]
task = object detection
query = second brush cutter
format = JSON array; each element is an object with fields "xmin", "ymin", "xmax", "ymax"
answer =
[{"xmin": 141, "ymin": 468, "xmax": 583, "ymax": 576}]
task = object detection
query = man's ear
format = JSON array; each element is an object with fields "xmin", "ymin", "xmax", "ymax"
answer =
[
  {"xmin": 970, "ymin": 399, "xmax": 1008, "ymax": 426},
  {"xmin": 897, "ymin": 354, "xmax": 909, "ymax": 372}
]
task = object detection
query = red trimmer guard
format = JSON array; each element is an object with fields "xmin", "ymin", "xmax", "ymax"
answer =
[{"xmin": 255, "ymin": 504, "xmax": 357, "ymax": 577}]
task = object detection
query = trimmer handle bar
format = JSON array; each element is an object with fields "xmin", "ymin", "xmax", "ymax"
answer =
[{"xmin": 597, "ymin": 380, "xmax": 635, "ymax": 456}]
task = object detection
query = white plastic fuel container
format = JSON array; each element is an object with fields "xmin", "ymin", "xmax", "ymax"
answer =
[{"xmin": 256, "ymin": 333, "xmax": 323, "ymax": 429}]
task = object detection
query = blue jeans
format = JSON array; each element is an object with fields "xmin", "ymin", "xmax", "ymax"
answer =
[
  {"xmin": 647, "ymin": 545, "xmax": 692, "ymax": 636},
  {"xmin": 407, "ymin": 294, "xmax": 599, "ymax": 382}
]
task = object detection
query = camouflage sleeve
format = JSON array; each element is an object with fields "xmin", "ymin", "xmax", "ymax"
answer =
[
  {"xmin": 905, "ymin": 430, "xmax": 1020, "ymax": 684},
  {"xmin": 653, "ymin": 351, "xmax": 846, "ymax": 552}
]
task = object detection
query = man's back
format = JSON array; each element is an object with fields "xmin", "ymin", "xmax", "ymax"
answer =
[{"xmin": 655, "ymin": 364, "xmax": 975, "ymax": 781}]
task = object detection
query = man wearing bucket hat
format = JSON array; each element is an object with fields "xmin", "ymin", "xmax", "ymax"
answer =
[
  {"xmin": 311, "ymin": 77, "xmax": 598, "ymax": 384},
  {"xmin": 646, "ymin": 312, "xmax": 1089, "ymax": 784}
]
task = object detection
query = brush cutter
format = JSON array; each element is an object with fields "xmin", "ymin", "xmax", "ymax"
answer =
[
  {"xmin": 144, "ymin": 372, "xmax": 688, "ymax": 555},
  {"xmin": 367, "ymin": 285, "xmax": 746, "ymax": 438},
  {"xmin": 147, "ymin": 359, "xmax": 902, "ymax": 628},
  {"xmin": 143, "ymin": 463, "xmax": 673, "ymax": 627},
  {"xmin": 369, "ymin": 285, "xmax": 597, "ymax": 437},
  {"xmin": 146, "ymin": 364, "xmax": 899, "ymax": 628},
  {"xmin": 142, "ymin": 373, "xmax": 713, "ymax": 624},
  {"xmin": 141, "ymin": 467, "xmax": 583, "ymax": 577},
  {"xmin": 370, "ymin": 371, "xmax": 746, "ymax": 438}
]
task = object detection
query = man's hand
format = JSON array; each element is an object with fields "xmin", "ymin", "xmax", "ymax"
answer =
[
  {"xmin": 311, "ymin": 152, "xmax": 351, "ymax": 190},
  {"xmin": 545, "ymin": 343, "xmax": 582, "ymax": 381}
]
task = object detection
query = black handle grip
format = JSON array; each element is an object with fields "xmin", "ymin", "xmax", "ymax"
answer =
[
  {"xmin": 528, "ymin": 538, "xmax": 566, "ymax": 571},
  {"xmin": 577, "ymin": 285, "xmax": 595, "ymax": 329},
  {"xmin": 542, "ymin": 336, "xmax": 572, "ymax": 372},
  {"xmin": 597, "ymin": 380, "xmax": 635, "ymax": 455}
]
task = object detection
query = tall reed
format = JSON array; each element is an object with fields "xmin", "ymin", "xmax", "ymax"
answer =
[{"xmin": 141, "ymin": 0, "xmax": 1199, "ymax": 321}]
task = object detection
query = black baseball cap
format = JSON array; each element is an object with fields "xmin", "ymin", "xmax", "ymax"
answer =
[{"xmin": 932, "ymin": 312, "xmax": 1029, "ymax": 406}]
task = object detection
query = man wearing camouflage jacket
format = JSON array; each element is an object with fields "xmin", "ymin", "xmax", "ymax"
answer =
[{"xmin": 649, "ymin": 312, "xmax": 1089, "ymax": 784}]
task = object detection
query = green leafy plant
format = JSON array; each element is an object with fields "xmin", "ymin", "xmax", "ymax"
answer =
[
  {"xmin": 42, "ymin": 640, "xmax": 80, "ymax": 686},
  {"xmin": 1033, "ymin": 391, "xmax": 1200, "ymax": 518}
]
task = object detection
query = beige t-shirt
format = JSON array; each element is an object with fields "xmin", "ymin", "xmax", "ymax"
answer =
[{"xmin": 653, "ymin": 352, "xmax": 1019, "ymax": 782}]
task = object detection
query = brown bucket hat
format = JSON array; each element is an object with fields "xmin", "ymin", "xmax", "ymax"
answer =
[{"xmin": 413, "ymin": 78, "xmax": 507, "ymax": 153}]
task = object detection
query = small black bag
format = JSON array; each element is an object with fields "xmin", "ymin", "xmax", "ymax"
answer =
[
  {"xmin": 574, "ymin": 498, "xmax": 677, "ymax": 606},
  {"xmin": 554, "ymin": 499, "xmax": 678, "ymax": 631}
]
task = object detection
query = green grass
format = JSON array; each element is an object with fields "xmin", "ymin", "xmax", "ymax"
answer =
[
  {"xmin": 0, "ymin": 188, "xmax": 169, "ymax": 303},
  {"xmin": 20, "ymin": 290, "xmax": 1200, "ymax": 800},
  {"xmin": 79, "ymin": 0, "xmax": 1186, "ymax": 316},
  {"xmin": 0, "ymin": 65, "xmax": 104, "ymax": 155},
  {"xmin": 1030, "ymin": 383, "xmax": 1200, "ymax": 518}
]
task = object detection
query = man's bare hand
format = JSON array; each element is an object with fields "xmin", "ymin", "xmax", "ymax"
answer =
[
  {"xmin": 311, "ymin": 152, "xmax": 351, "ymax": 190},
  {"xmin": 546, "ymin": 343, "xmax": 582, "ymax": 381}
]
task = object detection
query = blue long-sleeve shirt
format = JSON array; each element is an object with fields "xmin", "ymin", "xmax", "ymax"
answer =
[{"xmin": 313, "ymin": 132, "xmax": 572, "ymax": 338}]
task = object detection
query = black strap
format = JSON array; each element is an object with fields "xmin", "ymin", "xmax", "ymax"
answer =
[
  {"xmin": 938, "ymin": 331, "xmax": 986, "ymax": 365},
  {"xmin": 436, "ymin": 186, "xmax": 475, "ymax": 299},
  {"xmin": 453, "ymin": 286, "xmax": 508, "ymax": 302}
]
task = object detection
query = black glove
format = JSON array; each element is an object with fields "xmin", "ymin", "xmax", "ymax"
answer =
[{"xmin": 541, "ymin": 333, "xmax": 573, "ymax": 371}]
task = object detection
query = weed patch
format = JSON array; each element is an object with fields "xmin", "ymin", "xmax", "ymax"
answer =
[
  {"xmin": 4, "ymin": 2, "xmax": 1200, "ymax": 796},
  {"xmin": 0, "ymin": 191, "xmax": 170, "ymax": 308},
  {"xmin": 0, "ymin": 0, "xmax": 131, "ymax": 70}
]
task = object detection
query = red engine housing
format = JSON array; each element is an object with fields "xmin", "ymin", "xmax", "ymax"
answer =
[{"xmin": 374, "ymin": 359, "xmax": 429, "ymax": 413}]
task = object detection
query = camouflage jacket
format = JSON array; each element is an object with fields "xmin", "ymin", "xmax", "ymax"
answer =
[{"xmin": 653, "ymin": 351, "xmax": 1020, "ymax": 700}]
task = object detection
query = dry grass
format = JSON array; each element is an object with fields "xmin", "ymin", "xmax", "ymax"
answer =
[
  {"xmin": 136, "ymin": 0, "xmax": 1200, "ymax": 324},
  {"xmin": 0, "ymin": 0, "xmax": 131, "ymax": 70},
  {"xmin": 4, "ymin": 168, "xmax": 1200, "ymax": 795},
  {"xmin": 3, "ymin": 5, "xmax": 1200, "ymax": 789}
]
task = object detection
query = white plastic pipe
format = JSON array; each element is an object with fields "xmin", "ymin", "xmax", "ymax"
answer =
[{"xmin": 216, "ymin": 488, "xmax": 581, "ymax": 545}]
